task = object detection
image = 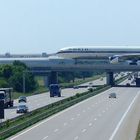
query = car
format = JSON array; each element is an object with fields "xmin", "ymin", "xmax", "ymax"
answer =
[
  {"xmin": 109, "ymin": 93, "xmax": 116, "ymax": 98},
  {"xmin": 126, "ymin": 83, "xmax": 130, "ymax": 86},
  {"xmin": 89, "ymin": 82, "xmax": 93, "ymax": 85},
  {"xmin": 73, "ymin": 86, "xmax": 79, "ymax": 89},
  {"xmin": 16, "ymin": 104, "xmax": 28, "ymax": 113},
  {"xmin": 87, "ymin": 86, "xmax": 95, "ymax": 92},
  {"xmin": 18, "ymin": 96, "xmax": 27, "ymax": 103}
]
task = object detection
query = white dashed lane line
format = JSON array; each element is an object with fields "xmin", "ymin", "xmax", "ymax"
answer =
[
  {"xmin": 54, "ymin": 129, "xmax": 59, "ymax": 132},
  {"xmin": 71, "ymin": 118, "xmax": 74, "ymax": 121},
  {"xmin": 64, "ymin": 122, "xmax": 68, "ymax": 126},
  {"xmin": 42, "ymin": 136, "xmax": 49, "ymax": 140},
  {"xmin": 74, "ymin": 136, "xmax": 79, "ymax": 140},
  {"xmin": 89, "ymin": 123, "xmax": 92, "ymax": 126},
  {"xmin": 82, "ymin": 129, "xmax": 87, "ymax": 133}
]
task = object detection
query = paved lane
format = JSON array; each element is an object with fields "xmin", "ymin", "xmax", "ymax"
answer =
[{"xmin": 9, "ymin": 86, "xmax": 140, "ymax": 140}]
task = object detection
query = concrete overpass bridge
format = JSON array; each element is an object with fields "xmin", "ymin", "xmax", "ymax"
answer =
[{"xmin": 0, "ymin": 57, "xmax": 140, "ymax": 86}]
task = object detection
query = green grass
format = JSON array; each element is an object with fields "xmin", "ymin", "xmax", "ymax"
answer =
[{"xmin": 135, "ymin": 121, "xmax": 140, "ymax": 140}]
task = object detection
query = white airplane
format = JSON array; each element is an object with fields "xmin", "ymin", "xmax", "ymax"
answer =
[{"xmin": 56, "ymin": 46, "xmax": 140, "ymax": 64}]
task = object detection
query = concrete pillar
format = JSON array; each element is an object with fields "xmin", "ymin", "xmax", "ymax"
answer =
[
  {"xmin": 106, "ymin": 72, "xmax": 114, "ymax": 86},
  {"xmin": 44, "ymin": 76, "xmax": 49, "ymax": 87},
  {"xmin": 48, "ymin": 71, "xmax": 58, "ymax": 85}
]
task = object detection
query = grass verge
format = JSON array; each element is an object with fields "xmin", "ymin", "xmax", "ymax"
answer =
[{"xmin": 135, "ymin": 121, "xmax": 140, "ymax": 140}]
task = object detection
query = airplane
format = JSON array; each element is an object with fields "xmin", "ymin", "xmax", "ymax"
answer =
[{"xmin": 56, "ymin": 46, "xmax": 140, "ymax": 64}]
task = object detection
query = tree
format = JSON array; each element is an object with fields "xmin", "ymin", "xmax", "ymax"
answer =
[
  {"xmin": 0, "ymin": 61, "xmax": 37, "ymax": 93},
  {"xmin": 1, "ymin": 65, "xmax": 13, "ymax": 79}
]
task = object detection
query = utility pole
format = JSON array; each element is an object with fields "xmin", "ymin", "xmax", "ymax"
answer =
[{"xmin": 23, "ymin": 72, "xmax": 26, "ymax": 93}]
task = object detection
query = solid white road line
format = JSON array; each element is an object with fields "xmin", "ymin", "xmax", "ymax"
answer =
[{"xmin": 109, "ymin": 90, "xmax": 140, "ymax": 140}]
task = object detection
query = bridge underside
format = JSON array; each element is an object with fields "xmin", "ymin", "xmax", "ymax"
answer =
[{"xmin": 30, "ymin": 64, "xmax": 140, "ymax": 72}]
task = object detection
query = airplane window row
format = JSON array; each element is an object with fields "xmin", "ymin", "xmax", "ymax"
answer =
[{"xmin": 69, "ymin": 48, "xmax": 90, "ymax": 51}]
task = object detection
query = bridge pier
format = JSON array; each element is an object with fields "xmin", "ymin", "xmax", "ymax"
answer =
[
  {"xmin": 106, "ymin": 72, "xmax": 115, "ymax": 86},
  {"xmin": 44, "ymin": 76, "xmax": 49, "ymax": 87},
  {"xmin": 48, "ymin": 71, "xmax": 58, "ymax": 85}
]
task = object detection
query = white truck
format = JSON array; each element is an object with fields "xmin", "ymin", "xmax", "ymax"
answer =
[{"xmin": 0, "ymin": 88, "xmax": 13, "ymax": 108}]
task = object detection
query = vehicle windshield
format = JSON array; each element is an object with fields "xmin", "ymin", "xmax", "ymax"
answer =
[
  {"xmin": 0, "ymin": 94, "xmax": 4, "ymax": 99},
  {"xmin": 19, "ymin": 96, "xmax": 26, "ymax": 99},
  {"xmin": 18, "ymin": 105, "xmax": 26, "ymax": 109},
  {"xmin": 50, "ymin": 86, "xmax": 59, "ymax": 90}
]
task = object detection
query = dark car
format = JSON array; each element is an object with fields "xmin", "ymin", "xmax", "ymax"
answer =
[
  {"xmin": 126, "ymin": 83, "xmax": 130, "ymax": 86},
  {"xmin": 73, "ymin": 86, "xmax": 79, "ymax": 89},
  {"xmin": 109, "ymin": 93, "xmax": 117, "ymax": 98},
  {"xmin": 16, "ymin": 104, "xmax": 28, "ymax": 113},
  {"xmin": 18, "ymin": 96, "xmax": 27, "ymax": 103}
]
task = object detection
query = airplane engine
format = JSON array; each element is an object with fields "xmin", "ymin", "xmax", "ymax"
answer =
[{"xmin": 109, "ymin": 56, "xmax": 119, "ymax": 64}]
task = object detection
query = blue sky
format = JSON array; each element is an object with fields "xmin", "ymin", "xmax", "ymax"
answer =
[{"xmin": 0, "ymin": 0, "xmax": 140, "ymax": 54}]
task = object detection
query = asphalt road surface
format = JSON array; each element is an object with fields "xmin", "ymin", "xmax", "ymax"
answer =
[
  {"xmin": 9, "ymin": 80, "xmax": 140, "ymax": 140},
  {"xmin": 4, "ymin": 74, "xmax": 125, "ymax": 121},
  {"xmin": 4, "ymin": 76, "xmax": 106, "ymax": 121}
]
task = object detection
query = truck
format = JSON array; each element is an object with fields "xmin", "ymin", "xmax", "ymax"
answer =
[
  {"xmin": 0, "ymin": 88, "xmax": 13, "ymax": 108},
  {"xmin": 49, "ymin": 84, "xmax": 61, "ymax": 97}
]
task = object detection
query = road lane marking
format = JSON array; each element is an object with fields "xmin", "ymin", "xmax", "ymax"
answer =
[
  {"xmin": 89, "ymin": 123, "xmax": 92, "ymax": 126},
  {"xmin": 82, "ymin": 110, "xmax": 86, "ymax": 113},
  {"xmin": 10, "ymin": 112, "xmax": 15, "ymax": 114},
  {"xmin": 77, "ymin": 114, "xmax": 80, "ymax": 117},
  {"xmin": 82, "ymin": 129, "xmax": 86, "ymax": 133},
  {"xmin": 42, "ymin": 136, "xmax": 48, "ymax": 139},
  {"xmin": 54, "ymin": 129, "xmax": 58, "ymax": 132},
  {"xmin": 74, "ymin": 136, "xmax": 79, "ymax": 140},
  {"xmin": 109, "ymin": 90, "xmax": 140, "ymax": 140},
  {"xmin": 71, "ymin": 118, "xmax": 74, "ymax": 121},
  {"xmin": 9, "ymin": 89, "xmax": 109, "ymax": 140},
  {"xmin": 64, "ymin": 122, "xmax": 67, "ymax": 126}
]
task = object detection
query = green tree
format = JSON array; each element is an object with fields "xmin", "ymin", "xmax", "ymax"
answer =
[{"xmin": 1, "ymin": 64, "xmax": 13, "ymax": 79}]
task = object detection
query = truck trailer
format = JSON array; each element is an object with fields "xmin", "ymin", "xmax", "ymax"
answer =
[{"xmin": 0, "ymin": 88, "xmax": 13, "ymax": 108}]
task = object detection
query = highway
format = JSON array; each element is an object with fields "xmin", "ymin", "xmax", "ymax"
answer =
[
  {"xmin": 4, "ymin": 76, "xmax": 107, "ymax": 121},
  {"xmin": 4, "ymin": 74, "xmax": 126, "ymax": 121},
  {"xmin": 8, "ymin": 84, "xmax": 140, "ymax": 140}
]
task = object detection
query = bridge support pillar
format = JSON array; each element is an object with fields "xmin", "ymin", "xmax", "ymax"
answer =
[
  {"xmin": 44, "ymin": 76, "xmax": 49, "ymax": 87},
  {"xmin": 48, "ymin": 71, "xmax": 58, "ymax": 86},
  {"xmin": 106, "ymin": 72, "xmax": 114, "ymax": 86}
]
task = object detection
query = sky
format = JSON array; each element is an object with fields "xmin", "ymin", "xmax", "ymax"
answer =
[{"xmin": 0, "ymin": 0, "xmax": 140, "ymax": 54}]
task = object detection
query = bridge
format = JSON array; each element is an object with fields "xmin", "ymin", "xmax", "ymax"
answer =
[{"xmin": 0, "ymin": 57, "xmax": 140, "ymax": 86}]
